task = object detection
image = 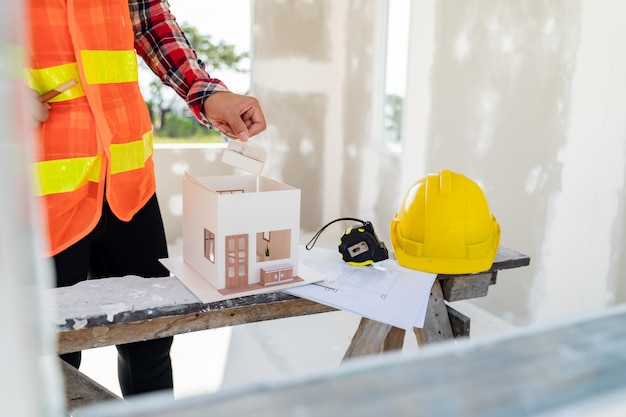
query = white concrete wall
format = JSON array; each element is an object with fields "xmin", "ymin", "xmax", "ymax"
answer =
[
  {"xmin": 398, "ymin": 0, "xmax": 626, "ymax": 326},
  {"xmin": 155, "ymin": 0, "xmax": 626, "ymax": 328}
]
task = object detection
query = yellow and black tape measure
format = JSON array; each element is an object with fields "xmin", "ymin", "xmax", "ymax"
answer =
[{"xmin": 306, "ymin": 217, "xmax": 389, "ymax": 266}]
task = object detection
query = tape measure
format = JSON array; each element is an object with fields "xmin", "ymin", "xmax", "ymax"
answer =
[{"xmin": 306, "ymin": 217, "xmax": 389, "ymax": 266}]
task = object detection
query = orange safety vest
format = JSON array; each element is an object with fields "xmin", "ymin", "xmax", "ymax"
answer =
[{"xmin": 26, "ymin": 0, "xmax": 156, "ymax": 256}]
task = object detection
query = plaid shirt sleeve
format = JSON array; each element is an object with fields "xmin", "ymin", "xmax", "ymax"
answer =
[{"xmin": 129, "ymin": 0, "xmax": 229, "ymax": 124}]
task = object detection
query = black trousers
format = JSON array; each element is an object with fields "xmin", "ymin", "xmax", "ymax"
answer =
[{"xmin": 54, "ymin": 194, "xmax": 173, "ymax": 397}]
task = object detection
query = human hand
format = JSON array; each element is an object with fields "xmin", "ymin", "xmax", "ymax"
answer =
[
  {"xmin": 30, "ymin": 89, "xmax": 50, "ymax": 129},
  {"xmin": 29, "ymin": 80, "xmax": 76, "ymax": 128},
  {"xmin": 202, "ymin": 92, "xmax": 266, "ymax": 142}
]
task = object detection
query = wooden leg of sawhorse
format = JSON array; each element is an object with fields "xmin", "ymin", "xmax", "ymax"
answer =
[
  {"xmin": 342, "ymin": 318, "xmax": 405, "ymax": 360},
  {"xmin": 414, "ymin": 279, "xmax": 454, "ymax": 345},
  {"xmin": 60, "ymin": 358, "xmax": 122, "ymax": 414},
  {"xmin": 342, "ymin": 279, "xmax": 455, "ymax": 361}
]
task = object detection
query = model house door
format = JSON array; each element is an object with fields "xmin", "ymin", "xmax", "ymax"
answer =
[{"xmin": 225, "ymin": 234, "xmax": 248, "ymax": 289}]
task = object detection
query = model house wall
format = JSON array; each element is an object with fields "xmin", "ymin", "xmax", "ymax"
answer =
[{"xmin": 182, "ymin": 172, "xmax": 300, "ymax": 292}]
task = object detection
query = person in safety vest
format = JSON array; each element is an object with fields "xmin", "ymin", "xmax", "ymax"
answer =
[{"xmin": 26, "ymin": 0, "xmax": 266, "ymax": 397}]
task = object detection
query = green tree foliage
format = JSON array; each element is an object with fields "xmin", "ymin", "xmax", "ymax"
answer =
[
  {"xmin": 180, "ymin": 23, "xmax": 249, "ymax": 74},
  {"xmin": 384, "ymin": 94, "xmax": 404, "ymax": 143},
  {"xmin": 140, "ymin": 22, "xmax": 249, "ymax": 141}
]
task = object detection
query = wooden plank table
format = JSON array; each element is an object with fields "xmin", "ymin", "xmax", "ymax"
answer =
[
  {"xmin": 50, "ymin": 246, "xmax": 529, "ymax": 411},
  {"xmin": 53, "ymin": 282, "xmax": 337, "ymax": 355}
]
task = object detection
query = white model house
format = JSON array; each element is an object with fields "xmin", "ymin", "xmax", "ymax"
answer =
[{"xmin": 182, "ymin": 171, "xmax": 302, "ymax": 294}]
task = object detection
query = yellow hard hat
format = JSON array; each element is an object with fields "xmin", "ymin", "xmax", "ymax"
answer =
[{"xmin": 390, "ymin": 169, "xmax": 500, "ymax": 274}]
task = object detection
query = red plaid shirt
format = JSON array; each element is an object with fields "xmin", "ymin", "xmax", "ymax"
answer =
[{"xmin": 130, "ymin": 0, "xmax": 229, "ymax": 124}]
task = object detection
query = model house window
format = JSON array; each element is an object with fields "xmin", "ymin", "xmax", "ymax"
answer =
[
  {"xmin": 377, "ymin": 0, "xmax": 411, "ymax": 151},
  {"xmin": 204, "ymin": 229, "xmax": 215, "ymax": 263},
  {"xmin": 217, "ymin": 189, "xmax": 244, "ymax": 195}
]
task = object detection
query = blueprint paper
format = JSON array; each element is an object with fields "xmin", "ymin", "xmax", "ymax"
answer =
[{"xmin": 285, "ymin": 247, "xmax": 436, "ymax": 330}]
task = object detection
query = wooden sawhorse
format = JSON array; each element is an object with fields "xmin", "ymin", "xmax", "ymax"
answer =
[{"xmin": 50, "ymin": 246, "xmax": 529, "ymax": 413}]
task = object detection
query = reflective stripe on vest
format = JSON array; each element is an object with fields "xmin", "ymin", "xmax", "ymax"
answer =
[
  {"xmin": 33, "ymin": 155, "xmax": 101, "ymax": 196},
  {"xmin": 33, "ymin": 131, "xmax": 154, "ymax": 196},
  {"xmin": 80, "ymin": 50, "xmax": 138, "ymax": 84},
  {"xmin": 26, "ymin": 49, "xmax": 138, "ymax": 103}
]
